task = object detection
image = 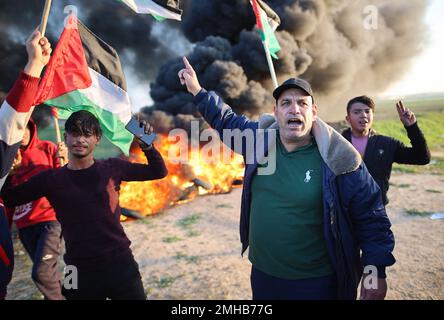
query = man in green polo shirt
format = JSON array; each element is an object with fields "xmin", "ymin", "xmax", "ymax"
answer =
[
  {"xmin": 250, "ymin": 136, "xmax": 334, "ymax": 281},
  {"xmin": 179, "ymin": 57, "xmax": 395, "ymax": 300},
  {"xmin": 247, "ymin": 80, "xmax": 337, "ymax": 299}
]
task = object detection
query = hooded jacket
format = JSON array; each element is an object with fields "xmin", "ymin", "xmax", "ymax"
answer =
[
  {"xmin": 5, "ymin": 118, "xmax": 60, "ymax": 229},
  {"xmin": 195, "ymin": 89, "xmax": 396, "ymax": 300}
]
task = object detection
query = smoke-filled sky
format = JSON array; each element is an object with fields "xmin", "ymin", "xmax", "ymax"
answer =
[
  {"xmin": 383, "ymin": 0, "xmax": 444, "ymax": 97},
  {"xmin": 149, "ymin": 0, "xmax": 431, "ymax": 124},
  {"xmin": 0, "ymin": 0, "xmax": 435, "ymax": 126}
]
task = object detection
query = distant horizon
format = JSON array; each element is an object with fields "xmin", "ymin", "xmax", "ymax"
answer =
[{"xmin": 379, "ymin": 90, "xmax": 444, "ymax": 100}]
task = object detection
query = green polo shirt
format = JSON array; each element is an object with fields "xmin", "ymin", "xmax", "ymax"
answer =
[{"xmin": 249, "ymin": 136, "xmax": 334, "ymax": 279}]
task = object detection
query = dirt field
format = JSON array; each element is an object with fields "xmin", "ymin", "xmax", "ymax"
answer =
[{"xmin": 6, "ymin": 172, "xmax": 444, "ymax": 300}]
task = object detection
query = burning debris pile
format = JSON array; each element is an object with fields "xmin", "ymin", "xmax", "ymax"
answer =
[{"xmin": 119, "ymin": 136, "xmax": 244, "ymax": 216}]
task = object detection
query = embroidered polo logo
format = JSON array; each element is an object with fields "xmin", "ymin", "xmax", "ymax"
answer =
[
  {"xmin": 304, "ymin": 170, "xmax": 313, "ymax": 183},
  {"xmin": 378, "ymin": 149, "xmax": 384, "ymax": 156}
]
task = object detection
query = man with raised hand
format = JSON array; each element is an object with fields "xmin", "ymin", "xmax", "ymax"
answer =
[
  {"xmin": 179, "ymin": 56, "xmax": 395, "ymax": 300},
  {"xmin": 343, "ymin": 96, "xmax": 430, "ymax": 206},
  {"xmin": 2, "ymin": 110, "xmax": 168, "ymax": 300},
  {"xmin": 0, "ymin": 27, "xmax": 52, "ymax": 300}
]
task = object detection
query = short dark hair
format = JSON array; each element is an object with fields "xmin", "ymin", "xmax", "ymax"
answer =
[
  {"xmin": 65, "ymin": 110, "xmax": 102, "ymax": 137},
  {"xmin": 346, "ymin": 96, "xmax": 375, "ymax": 114}
]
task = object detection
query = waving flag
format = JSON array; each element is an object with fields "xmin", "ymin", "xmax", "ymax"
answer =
[
  {"xmin": 118, "ymin": 0, "xmax": 182, "ymax": 21},
  {"xmin": 34, "ymin": 16, "xmax": 133, "ymax": 155},
  {"xmin": 251, "ymin": 0, "xmax": 281, "ymax": 59}
]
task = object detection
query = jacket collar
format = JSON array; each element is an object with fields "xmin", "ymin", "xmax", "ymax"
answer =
[
  {"xmin": 342, "ymin": 127, "xmax": 377, "ymax": 140},
  {"xmin": 258, "ymin": 114, "xmax": 361, "ymax": 176}
]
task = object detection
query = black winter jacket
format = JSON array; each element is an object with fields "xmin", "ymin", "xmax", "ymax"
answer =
[{"xmin": 342, "ymin": 123, "xmax": 430, "ymax": 205}]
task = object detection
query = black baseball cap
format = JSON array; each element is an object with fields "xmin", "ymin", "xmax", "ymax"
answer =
[{"xmin": 273, "ymin": 78, "xmax": 314, "ymax": 102}]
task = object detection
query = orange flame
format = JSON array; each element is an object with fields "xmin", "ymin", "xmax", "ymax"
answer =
[{"xmin": 119, "ymin": 135, "xmax": 244, "ymax": 217}]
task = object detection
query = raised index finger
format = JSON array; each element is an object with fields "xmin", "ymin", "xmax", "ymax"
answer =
[{"xmin": 183, "ymin": 56, "xmax": 194, "ymax": 72}]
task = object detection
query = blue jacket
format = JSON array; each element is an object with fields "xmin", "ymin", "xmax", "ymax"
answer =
[{"xmin": 195, "ymin": 90, "xmax": 396, "ymax": 300}]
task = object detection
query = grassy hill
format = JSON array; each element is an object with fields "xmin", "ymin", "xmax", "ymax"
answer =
[
  {"xmin": 374, "ymin": 93, "xmax": 444, "ymax": 121},
  {"xmin": 373, "ymin": 111, "xmax": 444, "ymax": 150}
]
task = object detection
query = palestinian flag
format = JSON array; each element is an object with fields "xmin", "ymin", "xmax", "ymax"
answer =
[
  {"xmin": 34, "ymin": 16, "xmax": 133, "ymax": 155},
  {"xmin": 118, "ymin": 0, "xmax": 182, "ymax": 21},
  {"xmin": 251, "ymin": 0, "xmax": 281, "ymax": 59}
]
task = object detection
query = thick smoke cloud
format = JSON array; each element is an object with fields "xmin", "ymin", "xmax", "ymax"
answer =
[
  {"xmin": 150, "ymin": 0, "xmax": 429, "ymax": 122},
  {"xmin": 0, "ymin": 0, "xmax": 429, "ymax": 128}
]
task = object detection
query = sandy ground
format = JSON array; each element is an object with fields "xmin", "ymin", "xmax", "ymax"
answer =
[{"xmin": 6, "ymin": 172, "xmax": 444, "ymax": 300}]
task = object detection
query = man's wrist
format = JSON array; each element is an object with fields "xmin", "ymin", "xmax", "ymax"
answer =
[
  {"xmin": 24, "ymin": 61, "xmax": 44, "ymax": 78},
  {"xmin": 191, "ymin": 86, "xmax": 203, "ymax": 97},
  {"xmin": 404, "ymin": 121, "xmax": 417, "ymax": 128}
]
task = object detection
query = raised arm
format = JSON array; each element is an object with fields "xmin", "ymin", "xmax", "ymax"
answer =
[
  {"xmin": 114, "ymin": 147, "xmax": 168, "ymax": 182},
  {"xmin": 119, "ymin": 120, "xmax": 167, "ymax": 181},
  {"xmin": 393, "ymin": 101, "xmax": 431, "ymax": 165},
  {"xmin": 178, "ymin": 57, "xmax": 257, "ymax": 132},
  {"xmin": 178, "ymin": 57, "xmax": 258, "ymax": 155},
  {"xmin": 0, "ymin": 27, "xmax": 52, "ymax": 189}
]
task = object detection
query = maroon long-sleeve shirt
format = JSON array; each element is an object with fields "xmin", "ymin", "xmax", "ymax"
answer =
[{"xmin": 3, "ymin": 147, "xmax": 167, "ymax": 270}]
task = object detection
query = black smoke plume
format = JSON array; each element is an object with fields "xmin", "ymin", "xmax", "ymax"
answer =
[
  {"xmin": 0, "ymin": 0, "xmax": 188, "ymax": 127},
  {"xmin": 0, "ymin": 0, "xmax": 429, "ymax": 128},
  {"xmin": 148, "ymin": 0, "xmax": 429, "ymax": 123}
]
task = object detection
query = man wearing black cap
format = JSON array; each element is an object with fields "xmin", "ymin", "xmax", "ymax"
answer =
[{"xmin": 179, "ymin": 57, "xmax": 395, "ymax": 300}]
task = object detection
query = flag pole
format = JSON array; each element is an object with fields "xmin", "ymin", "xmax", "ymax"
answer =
[
  {"xmin": 261, "ymin": 40, "xmax": 278, "ymax": 89},
  {"xmin": 51, "ymin": 109, "xmax": 62, "ymax": 145},
  {"xmin": 40, "ymin": 0, "xmax": 65, "ymax": 165},
  {"xmin": 40, "ymin": 0, "xmax": 52, "ymax": 37},
  {"xmin": 251, "ymin": 0, "xmax": 279, "ymax": 89}
]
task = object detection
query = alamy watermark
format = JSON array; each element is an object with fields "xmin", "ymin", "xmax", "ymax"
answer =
[
  {"xmin": 362, "ymin": 265, "xmax": 379, "ymax": 290},
  {"xmin": 64, "ymin": 5, "xmax": 78, "ymax": 29},
  {"xmin": 167, "ymin": 121, "xmax": 277, "ymax": 175},
  {"xmin": 63, "ymin": 265, "xmax": 78, "ymax": 290},
  {"xmin": 363, "ymin": 5, "xmax": 379, "ymax": 30}
]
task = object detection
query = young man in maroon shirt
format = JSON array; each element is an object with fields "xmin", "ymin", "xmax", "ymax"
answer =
[{"xmin": 3, "ymin": 110, "xmax": 168, "ymax": 300}]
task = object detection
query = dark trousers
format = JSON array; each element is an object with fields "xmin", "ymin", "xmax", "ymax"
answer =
[
  {"xmin": 0, "ymin": 208, "xmax": 14, "ymax": 300},
  {"xmin": 62, "ymin": 253, "xmax": 146, "ymax": 300},
  {"xmin": 19, "ymin": 221, "xmax": 63, "ymax": 300},
  {"xmin": 250, "ymin": 266, "xmax": 338, "ymax": 300}
]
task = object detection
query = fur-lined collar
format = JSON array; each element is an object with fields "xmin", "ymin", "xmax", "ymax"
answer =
[{"xmin": 258, "ymin": 114, "xmax": 361, "ymax": 176}]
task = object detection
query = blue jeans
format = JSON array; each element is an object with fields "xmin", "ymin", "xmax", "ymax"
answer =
[{"xmin": 250, "ymin": 266, "xmax": 338, "ymax": 300}]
